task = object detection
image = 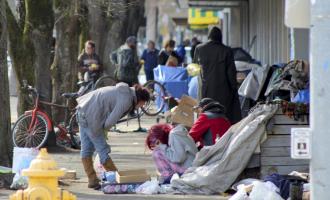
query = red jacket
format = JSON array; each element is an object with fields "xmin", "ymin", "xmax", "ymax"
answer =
[{"xmin": 189, "ymin": 112, "xmax": 231, "ymax": 147}]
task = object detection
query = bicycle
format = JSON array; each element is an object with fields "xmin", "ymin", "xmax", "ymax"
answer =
[
  {"xmin": 76, "ymin": 72, "xmax": 117, "ymax": 97},
  {"xmin": 12, "ymin": 81, "xmax": 81, "ymax": 149},
  {"xmin": 12, "ymin": 73, "xmax": 117, "ymax": 149},
  {"xmin": 141, "ymin": 80, "xmax": 166, "ymax": 116}
]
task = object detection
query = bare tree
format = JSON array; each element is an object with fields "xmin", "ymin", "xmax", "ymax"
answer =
[
  {"xmin": 6, "ymin": 0, "xmax": 54, "ymax": 115},
  {"xmin": 0, "ymin": 0, "xmax": 12, "ymax": 166},
  {"xmin": 51, "ymin": 0, "xmax": 80, "ymax": 123},
  {"xmin": 81, "ymin": 0, "xmax": 145, "ymax": 75},
  {"xmin": 50, "ymin": 0, "xmax": 145, "ymax": 122}
]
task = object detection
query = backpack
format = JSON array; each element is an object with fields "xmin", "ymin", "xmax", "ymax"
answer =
[{"xmin": 115, "ymin": 48, "xmax": 139, "ymax": 83}]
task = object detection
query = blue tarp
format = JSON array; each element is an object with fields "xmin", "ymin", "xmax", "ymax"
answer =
[
  {"xmin": 292, "ymin": 88, "xmax": 310, "ymax": 104},
  {"xmin": 154, "ymin": 65, "xmax": 189, "ymax": 111}
]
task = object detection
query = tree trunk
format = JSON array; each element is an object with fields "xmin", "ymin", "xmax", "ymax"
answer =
[
  {"xmin": 0, "ymin": 0, "xmax": 12, "ymax": 167},
  {"xmin": 26, "ymin": 0, "xmax": 54, "ymax": 115},
  {"xmin": 6, "ymin": 0, "xmax": 54, "ymax": 115},
  {"xmin": 6, "ymin": 1, "xmax": 35, "ymax": 114},
  {"xmin": 51, "ymin": 0, "xmax": 80, "ymax": 124},
  {"xmin": 104, "ymin": 0, "xmax": 145, "ymax": 75},
  {"xmin": 82, "ymin": 0, "xmax": 145, "ymax": 76}
]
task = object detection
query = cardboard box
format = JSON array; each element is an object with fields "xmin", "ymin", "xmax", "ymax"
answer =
[
  {"xmin": 59, "ymin": 168, "xmax": 77, "ymax": 180},
  {"xmin": 171, "ymin": 95, "xmax": 198, "ymax": 127},
  {"xmin": 115, "ymin": 169, "xmax": 150, "ymax": 184}
]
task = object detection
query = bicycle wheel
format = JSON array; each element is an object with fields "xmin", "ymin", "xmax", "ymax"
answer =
[
  {"xmin": 94, "ymin": 75, "xmax": 117, "ymax": 89},
  {"xmin": 142, "ymin": 80, "xmax": 166, "ymax": 116},
  {"xmin": 68, "ymin": 112, "xmax": 81, "ymax": 149},
  {"xmin": 12, "ymin": 113, "xmax": 49, "ymax": 148}
]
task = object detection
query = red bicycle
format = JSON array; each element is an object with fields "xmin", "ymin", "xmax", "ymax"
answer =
[{"xmin": 12, "ymin": 81, "xmax": 80, "ymax": 149}]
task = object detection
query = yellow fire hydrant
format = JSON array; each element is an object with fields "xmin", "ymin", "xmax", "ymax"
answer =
[{"xmin": 10, "ymin": 148, "xmax": 76, "ymax": 200}]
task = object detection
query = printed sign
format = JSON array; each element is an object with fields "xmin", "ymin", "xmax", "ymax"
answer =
[{"xmin": 291, "ymin": 128, "xmax": 311, "ymax": 159}]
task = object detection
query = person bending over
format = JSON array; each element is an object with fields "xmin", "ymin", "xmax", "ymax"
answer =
[{"xmin": 76, "ymin": 82, "xmax": 150, "ymax": 189}]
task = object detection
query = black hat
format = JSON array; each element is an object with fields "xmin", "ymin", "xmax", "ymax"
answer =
[
  {"xmin": 208, "ymin": 26, "xmax": 222, "ymax": 43},
  {"xmin": 194, "ymin": 98, "xmax": 214, "ymax": 109},
  {"xmin": 202, "ymin": 102, "xmax": 226, "ymax": 114}
]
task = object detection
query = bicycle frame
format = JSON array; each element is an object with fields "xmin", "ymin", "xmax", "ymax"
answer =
[
  {"xmin": 78, "ymin": 75, "xmax": 98, "ymax": 96},
  {"xmin": 25, "ymin": 83, "xmax": 74, "ymax": 132},
  {"xmin": 26, "ymin": 90, "xmax": 53, "ymax": 132}
]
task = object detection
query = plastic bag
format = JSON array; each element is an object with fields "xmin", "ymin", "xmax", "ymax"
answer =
[
  {"xmin": 249, "ymin": 181, "xmax": 283, "ymax": 200},
  {"xmin": 11, "ymin": 147, "xmax": 39, "ymax": 189},
  {"xmin": 93, "ymin": 154, "xmax": 105, "ymax": 179},
  {"xmin": 229, "ymin": 184, "xmax": 250, "ymax": 200},
  {"xmin": 135, "ymin": 180, "xmax": 161, "ymax": 194},
  {"xmin": 238, "ymin": 65, "xmax": 270, "ymax": 101},
  {"xmin": 11, "ymin": 174, "xmax": 28, "ymax": 189},
  {"xmin": 159, "ymin": 184, "xmax": 175, "ymax": 194},
  {"xmin": 103, "ymin": 171, "xmax": 116, "ymax": 183},
  {"xmin": 0, "ymin": 166, "xmax": 12, "ymax": 174},
  {"xmin": 232, "ymin": 179, "xmax": 261, "ymax": 191},
  {"xmin": 292, "ymin": 89, "xmax": 310, "ymax": 103},
  {"xmin": 186, "ymin": 63, "xmax": 201, "ymax": 77}
]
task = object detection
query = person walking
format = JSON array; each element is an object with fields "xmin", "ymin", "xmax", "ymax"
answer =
[
  {"xmin": 193, "ymin": 27, "xmax": 241, "ymax": 124},
  {"xmin": 141, "ymin": 40, "xmax": 159, "ymax": 81},
  {"xmin": 111, "ymin": 36, "xmax": 140, "ymax": 86},
  {"xmin": 76, "ymin": 82, "xmax": 150, "ymax": 189}
]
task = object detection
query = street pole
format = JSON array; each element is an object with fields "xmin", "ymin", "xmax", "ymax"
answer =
[{"xmin": 310, "ymin": 1, "xmax": 330, "ymax": 199}]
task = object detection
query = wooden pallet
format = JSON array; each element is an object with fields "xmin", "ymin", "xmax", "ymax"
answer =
[{"xmin": 259, "ymin": 110, "xmax": 309, "ymax": 178}]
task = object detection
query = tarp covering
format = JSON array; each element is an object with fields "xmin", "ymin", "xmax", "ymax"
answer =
[
  {"xmin": 238, "ymin": 65, "xmax": 270, "ymax": 101},
  {"xmin": 154, "ymin": 65, "xmax": 189, "ymax": 111},
  {"xmin": 170, "ymin": 104, "xmax": 278, "ymax": 194}
]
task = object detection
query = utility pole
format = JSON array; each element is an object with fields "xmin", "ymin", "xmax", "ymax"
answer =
[{"xmin": 310, "ymin": 1, "xmax": 330, "ymax": 199}]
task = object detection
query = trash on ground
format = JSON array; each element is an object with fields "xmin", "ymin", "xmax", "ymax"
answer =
[
  {"xmin": 59, "ymin": 168, "xmax": 77, "ymax": 180},
  {"xmin": 10, "ymin": 147, "xmax": 39, "ymax": 190},
  {"xmin": 135, "ymin": 180, "xmax": 161, "ymax": 194}
]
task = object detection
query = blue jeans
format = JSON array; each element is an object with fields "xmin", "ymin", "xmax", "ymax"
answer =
[
  {"xmin": 77, "ymin": 111, "xmax": 111, "ymax": 164},
  {"xmin": 145, "ymin": 69, "xmax": 154, "ymax": 81}
]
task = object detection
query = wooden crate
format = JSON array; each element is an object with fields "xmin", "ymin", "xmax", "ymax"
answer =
[{"xmin": 259, "ymin": 111, "xmax": 310, "ymax": 178}]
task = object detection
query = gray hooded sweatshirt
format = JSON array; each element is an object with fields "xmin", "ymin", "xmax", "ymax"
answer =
[
  {"xmin": 159, "ymin": 125, "xmax": 198, "ymax": 169},
  {"xmin": 76, "ymin": 82, "xmax": 136, "ymax": 134}
]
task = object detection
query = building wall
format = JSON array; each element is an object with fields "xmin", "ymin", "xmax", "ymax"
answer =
[
  {"xmin": 248, "ymin": 0, "xmax": 290, "ymax": 65},
  {"xmin": 291, "ymin": 28, "xmax": 309, "ymax": 61}
]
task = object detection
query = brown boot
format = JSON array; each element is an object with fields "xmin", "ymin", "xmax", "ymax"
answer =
[
  {"xmin": 102, "ymin": 157, "xmax": 118, "ymax": 172},
  {"xmin": 81, "ymin": 157, "xmax": 101, "ymax": 189}
]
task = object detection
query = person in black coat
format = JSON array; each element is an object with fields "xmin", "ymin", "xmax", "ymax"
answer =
[
  {"xmin": 193, "ymin": 27, "xmax": 242, "ymax": 124},
  {"xmin": 190, "ymin": 37, "xmax": 201, "ymax": 60}
]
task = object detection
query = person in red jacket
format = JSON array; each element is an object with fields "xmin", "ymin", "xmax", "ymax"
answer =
[{"xmin": 189, "ymin": 98, "xmax": 231, "ymax": 148}]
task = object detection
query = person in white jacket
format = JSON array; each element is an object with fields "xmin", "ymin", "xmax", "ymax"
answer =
[{"xmin": 146, "ymin": 123, "xmax": 198, "ymax": 183}]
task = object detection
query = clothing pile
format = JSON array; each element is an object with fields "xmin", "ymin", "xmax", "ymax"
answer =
[
  {"xmin": 264, "ymin": 60, "xmax": 309, "ymax": 102},
  {"xmin": 229, "ymin": 172, "xmax": 309, "ymax": 200}
]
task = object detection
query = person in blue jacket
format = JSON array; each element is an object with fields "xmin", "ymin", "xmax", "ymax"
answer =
[
  {"xmin": 176, "ymin": 39, "xmax": 190, "ymax": 65},
  {"xmin": 141, "ymin": 40, "xmax": 159, "ymax": 81}
]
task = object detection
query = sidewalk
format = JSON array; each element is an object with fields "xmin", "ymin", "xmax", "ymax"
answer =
[{"xmin": 1, "ymin": 115, "xmax": 228, "ymax": 199}]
